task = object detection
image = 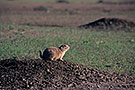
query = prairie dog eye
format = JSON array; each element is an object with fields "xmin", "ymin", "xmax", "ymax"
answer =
[{"xmin": 59, "ymin": 44, "xmax": 70, "ymax": 50}]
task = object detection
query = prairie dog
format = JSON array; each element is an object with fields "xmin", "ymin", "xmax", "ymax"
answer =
[{"xmin": 39, "ymin": 44, "xmax": 70, "ymax": 61}]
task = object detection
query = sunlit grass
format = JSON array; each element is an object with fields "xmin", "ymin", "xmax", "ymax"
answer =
[{"xmin": 0, "ymin": 24, "xmax": 135, "ymax": 74}]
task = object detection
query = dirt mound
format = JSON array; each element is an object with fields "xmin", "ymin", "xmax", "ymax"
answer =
[
  {"xmin": 0, "ymin": 58, "xmax": 135, "ymax": 89},
  {"xmin": 78, "ymin": 18, "xmax": 135, "ymax": 31}
]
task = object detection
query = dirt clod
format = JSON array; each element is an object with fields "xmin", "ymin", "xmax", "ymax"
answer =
[
  {"xmin": 78, "ymin": 18, "xmax": 135, "ymax": 31},
  {"xmin": 0, "ymin": 58, "xmax": 135, "ymax": 89}
]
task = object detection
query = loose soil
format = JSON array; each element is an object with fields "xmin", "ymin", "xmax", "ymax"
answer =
[
  {"xmin": 78, "ymin": 18, "xmax": 135, "ymax": 31},
  {"xmin": 0, "ymin": 58, "xmax": 135, "ymax": 89}
]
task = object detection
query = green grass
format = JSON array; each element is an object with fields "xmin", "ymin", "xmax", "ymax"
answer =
[{"xmin": 0, "ymin": 24, "xmax": 135, "ymax": 75}]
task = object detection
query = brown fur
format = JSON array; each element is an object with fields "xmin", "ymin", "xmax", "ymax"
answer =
[{"xmin": 39, "ymin": 44, "xmax": 70, "ymax": 61}]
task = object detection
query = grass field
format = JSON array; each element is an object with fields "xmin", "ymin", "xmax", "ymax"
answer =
[
  {"xmin": 0, "ymin": 0, "xmax": 135, "ymax": 75},
  {"xmin": 0, "ymin": 24, "xmax": 135, "ymax": 75}
]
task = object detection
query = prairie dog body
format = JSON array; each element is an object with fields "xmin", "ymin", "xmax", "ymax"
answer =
[{"xmin": 39, "ymin": 44, "xmax": 70, "ymax": 61}]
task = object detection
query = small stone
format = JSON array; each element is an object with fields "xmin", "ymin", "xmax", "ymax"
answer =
[
  {"xmin": 68, "ymin": 83, "xmax": 73, "ymax": 87},
  {"xmin": 47, "ymin": 69, "xmax": 50, "ymax": 72},
  {"xmin": 130, "ymin": 39, "xmax": 134, "ymax": 42}
]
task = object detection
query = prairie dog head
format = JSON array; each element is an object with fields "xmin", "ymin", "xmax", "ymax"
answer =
[{"xmin": 59, "ymin": 44, "xmax": 70, "ymax": 52}]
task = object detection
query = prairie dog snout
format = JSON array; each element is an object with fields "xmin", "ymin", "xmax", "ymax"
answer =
[{"xmin": 39, "ymin": 44, "xmax": 70, "ymax": 61}]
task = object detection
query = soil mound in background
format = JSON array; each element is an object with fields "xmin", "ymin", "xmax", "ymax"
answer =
[
  {"xmin": 78, "ymin": 18, "xmax": 135, "ymax": 31},
  {"xmin": 0, "ymin": 58, "xmax": 135, "ymax": 89}
]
